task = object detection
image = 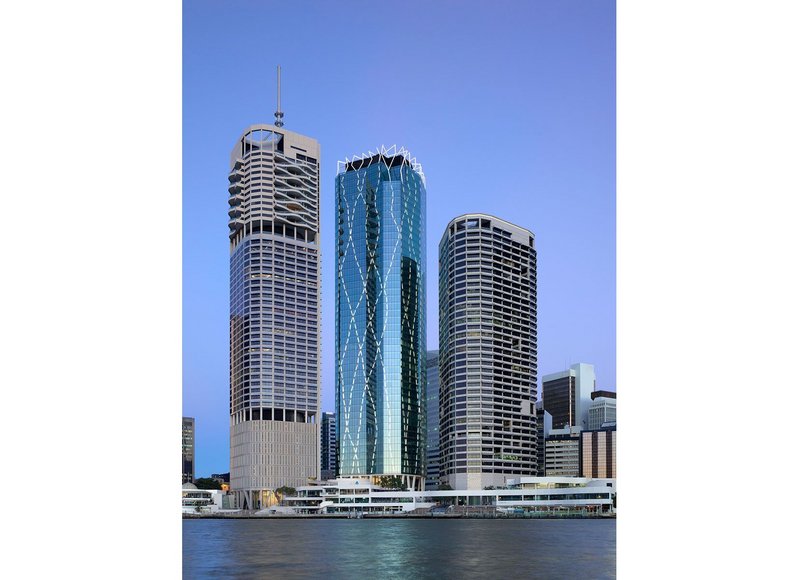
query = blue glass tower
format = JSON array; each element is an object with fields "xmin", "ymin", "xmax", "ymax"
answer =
[{"xmin": 335, "ymin": 146, "xmax": 426, "ymax": 490}]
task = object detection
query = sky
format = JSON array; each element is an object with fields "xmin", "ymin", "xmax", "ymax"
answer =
[{"xmin": 183, "ymin": 0, "xmax": 616, "ymax": 477}]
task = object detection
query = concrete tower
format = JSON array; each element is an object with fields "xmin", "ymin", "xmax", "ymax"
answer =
[
  {"xmin": 228, "ymin": 73, "xmax": 321, "ymax": 509},
  {"xmin": 438, "ymin": 214, "xmax": 538, "ymax": 490}
]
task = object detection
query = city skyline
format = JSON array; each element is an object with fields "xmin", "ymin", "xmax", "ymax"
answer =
[{"xmin": 184, "ymin": 1, "xmax": 616, "ymax": 476}]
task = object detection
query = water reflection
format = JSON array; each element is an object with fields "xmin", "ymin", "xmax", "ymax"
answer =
[{"xmin": 184, "ymin": 519, "xmax": 616, "ymax": 579}]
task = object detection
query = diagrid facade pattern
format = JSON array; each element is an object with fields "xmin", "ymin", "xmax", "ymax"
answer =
[{"xmin": 335, "ymin": 146, "xmax": 427, "ymax": 491}]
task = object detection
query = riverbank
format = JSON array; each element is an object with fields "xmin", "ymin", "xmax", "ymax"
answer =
[{"xmin": 183, "ymin": 511, "xmax": 616, "ymax": 520}]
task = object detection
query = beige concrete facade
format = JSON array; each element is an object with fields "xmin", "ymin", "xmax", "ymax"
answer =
[{"xmin": 228, "ymin": 123, "xmax": 321, "ymax": 509}]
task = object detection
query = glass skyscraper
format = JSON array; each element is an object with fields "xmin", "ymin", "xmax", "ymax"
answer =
[
  {"xmin": 335, "ymin": 146, "xmax": 426, "ymax": 491},
  {"xmin": 228, "ymin": 122, "xmax": 321, "ymax": 510}
]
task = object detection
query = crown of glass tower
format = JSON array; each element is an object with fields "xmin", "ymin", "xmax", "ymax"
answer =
[{"xmin": 335, "ymin": 146, "xmax": 426, "ymax": 490}]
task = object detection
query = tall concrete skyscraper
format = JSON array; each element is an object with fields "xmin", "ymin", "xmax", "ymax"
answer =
[
  {"xmin": 542, "ymin": 363, "xmax": 596, "ymax": 430},
  {"xmin": 438, "ymin": 214, "xmax": 538, "ymax": 490},
  {"xmin": 335, "ymin": 146, "xmax": 426, "ymax": 491},
  {"xmin": 228, "ymin": 72, "xmax": 321, "ymax": 509}
]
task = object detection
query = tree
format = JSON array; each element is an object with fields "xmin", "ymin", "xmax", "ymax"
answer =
[
  {"xmin": 376, "ymin": 476, "xmax": 407, "ymax": 490},
  {"xmin": 275, "ymin": 486, "xmax": 297, "ymax": 497},
  {"xmin": 438, "ymin": 483, "xmax": 453, "ymax": 491},
  {"xmin": 194, "ymin": 478, "xmax": 222, "ymax": 490}
]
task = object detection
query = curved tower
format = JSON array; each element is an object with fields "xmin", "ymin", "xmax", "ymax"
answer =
[
  {"xmin": 228, "ymin": 123, "xmax": 321, "ymax": 510},
  {"xmin": 335, "ymin": 146, "xmax": 427, "ymax": 491},
  {"xmin": 438, "ymin": 214, "xmax": 537, "ymax": 490}
]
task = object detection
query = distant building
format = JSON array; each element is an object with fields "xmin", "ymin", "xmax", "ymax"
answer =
[
  {"xmin": 182, "ymin": 417, "xmax": 195, "ymax": 484},
  {"xmin": 588, "ymin": 394, "xmax": 616, "ymax": 430},
  {"xmin": 591, "ymin": 390, "xmax": 616, "ymax": 401},
  {"xmin": 542, "ymin": 363, "xmax": 595, "ymax": 430},
  {"xmin": 426, "ymin": 350, "xmax": 441, "ymax": 490},
  {"xmin": 580, "ymin": 427, "xmax": 616, "ymax": 478},
  {"xmin": 545, "ymin": 426, "xmax": 581, "ymax": 477},
  {"xmin": 321, "ymin": 412, "xmax": 336, "ymax": 480},
  {"xmin": 535, "ymin": 401, "xmax": 552, "ymax": 476},
  {"xmin": 438, "ymin": 214, "xmax": 538, "ymax": 490}
]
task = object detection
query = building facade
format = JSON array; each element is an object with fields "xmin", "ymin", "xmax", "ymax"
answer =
[
  {"xmin": 535, "ymin": 401, "xmax": 552, "ymax": 477},
  {"xmin": 588, "ymin": 394, "xmax": 616, "ymax": 430},
  {"xmin": 182, "ymin": 417, "xmax": 195, "ymax": 484},
  {"xmin": 542, "ymin": 363, "xmax": 596, "ymax": 430},
  {"xmin": 438, "ymin": 214, "xmax": 538, "ymax": 490},
  {"xmin": 228, "ymin": 123, "xmax": 321, "ymax": 509},
  {"xmin": 426, "ymin": 350, "xmax": 441, "ymax": 489},
  {"xmin": 580, "ymin": 427, "xmax": 616, "ymax": 478},
  {"xmin": 279, "ymin": 476, "xmax": 616, "ymax": 515},
  {"xmin": 335, "ymin": 146, "xmax": 427, "ymax": 491},
  {"xmin": 545, "ymin": 427, "xmax": 582, "ymax": 477},
  {"xmin": 321, "ymin": 412, "xmax": 337, "ymax": 480}
]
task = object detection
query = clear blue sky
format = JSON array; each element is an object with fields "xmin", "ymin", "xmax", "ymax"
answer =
[{"xmin": 183, "ymin": 0, "xmax": 615, "ymax": 477}]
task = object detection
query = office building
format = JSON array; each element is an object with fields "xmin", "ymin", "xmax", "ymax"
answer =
[
  {"xmin": 535, "ymin": 401, "xmax": 552, "ymax": 477},
  {"xmin": 321, "ymin": 412, "xmax": 337, "ymax": 480},
  {"xmin": 426, "ymin": 350, "xmax": 441, "ymax": 490},
  {"xmin": 588, "ymin": 392, "xmax": 616, "ymax": 430},
  {"xmin": 542, "ymin": 363, "xmax": 596, "ymax": 430},
  {"xmin": 580, "ymin": 427, "xmax": 616, "ymax": 478},
  {"xmin": 335, "ymin": 145, "xmax": 427, "ymax": 491},
  {"xmin": 545, "ymin": 427, "xmax": 581, "ymax": 477},
  {"xmin": 228, "ymin": 78, "xmax": 321, "ymax": 509},
  {"xmin": 438, "ymin": 214, "xmax": 538, "ymax": 490},
  {"xmin": 182, "ymin": 417, "xmax": 195, "ymax": 484}
]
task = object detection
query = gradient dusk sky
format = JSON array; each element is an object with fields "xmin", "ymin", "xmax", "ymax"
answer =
[{"xmin": 183, "ymin": 0, "xmax": 616, "ymax": 477}]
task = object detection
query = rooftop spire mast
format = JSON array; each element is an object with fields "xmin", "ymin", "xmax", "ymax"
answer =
[{"xmin": 274, "ymin": 65, "xmax": 284, "ymax": 127}]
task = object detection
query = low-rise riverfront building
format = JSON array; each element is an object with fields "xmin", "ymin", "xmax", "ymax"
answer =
[
  {"xmin": 274, "ymin": 476, "xmax": 615, "ymax": 515},
  {"xmin": 182, "ymin": 482, "xmax": 235, "ymax": 513}
]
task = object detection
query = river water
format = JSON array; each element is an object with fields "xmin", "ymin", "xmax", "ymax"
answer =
[{"xmin": 183, "ymin": 518, "xmax": 615, "ymax": 578}]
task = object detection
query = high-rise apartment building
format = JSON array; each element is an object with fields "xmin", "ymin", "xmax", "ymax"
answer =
[
  {"xmin": 228, "ymin": 92, "xmax": 321, "ymax": 509},
  {"xmin": 542, "ymin": 363, "xmax": 595, "ymax": 430},
  {"xmin": 438, "ymin": 214, "xmax": 538, "ymax": 490},
  {"xmin": 182, "ymin": 417, "xmax": 195, "ymax": 484},
  {"xmin": 321, "ymin": 412, "xmax": 337, "ymax": 480},
  {"xmin": 335, "ymin": 146, "xmax": 427, "ymax": 491},
  {"xmin": 426, "ymin": 350, "xmax": 441, "ymax": 490}
]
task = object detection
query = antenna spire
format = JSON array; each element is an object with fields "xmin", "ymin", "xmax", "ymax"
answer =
[{"xmin": 274, "ymin": 65, "xmax": 284, "ymax": 127}]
